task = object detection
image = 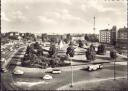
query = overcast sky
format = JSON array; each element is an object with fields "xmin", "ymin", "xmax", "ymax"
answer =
[{"xmin": 1, "ymin": 0, "xmax": 127, "ymax": 34}]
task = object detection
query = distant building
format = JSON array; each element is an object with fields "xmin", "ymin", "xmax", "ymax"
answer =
[
  {"xmin": 100, "ymin": 26, "xmax": 116, "ymax": 45},
  {"xmin": 110, "ymin": 26, "xmax": 117, "ymax": 45},
  {"xmin": 20, "ymin": 33, "xmax": 25, "ymax": 37},
  {"xmin": 72, "ymin": 36, "xmax": 85, "ymax": 41},
  {"xmin": 117, "ymin": 27, "xmax": 128, "ymax": 49},
  {"xmin": 47, "ymin": 34, "xmax": 62, "ymax": 43},
  {"xmin": 100, "ymin": 29, "xmax": 111, "ymax": 44},
  {"xmin": 9, "ymin": 32, "xmax": 19, "ymax": 36},
  {"xmin": 95, "ymin": 34, "xmax": 100, "ymax": 41}
]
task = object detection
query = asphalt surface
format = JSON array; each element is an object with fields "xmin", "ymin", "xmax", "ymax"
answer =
[
  {"xmin": 1, "ymin": 43, "xmax": 128, "ymax": 90},
  {"xmin": 12, "ymin": 63, "xmax": 127, "ymax": 90}
]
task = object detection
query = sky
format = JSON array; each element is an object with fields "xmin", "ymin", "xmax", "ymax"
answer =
[{"xmin": 1, "ymin": 0, "xmax": 127, "ymax": 34}]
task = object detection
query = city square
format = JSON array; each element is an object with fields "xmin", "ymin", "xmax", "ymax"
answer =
[{"xmin": 1, "ymin": 0, "xmax": 128, "ymax": 90}]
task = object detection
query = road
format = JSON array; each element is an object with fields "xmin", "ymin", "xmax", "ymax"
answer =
[
  {"xmin": 12, "ymin": 63, "xmax": 127, "ymax": 90},
  {"xmin": 12, "ymin": 54, "xmax": 127, "ymax": 90},
  {"xmin": 1, "ymin": 43, "xmax": 128, "ymax": 90}
]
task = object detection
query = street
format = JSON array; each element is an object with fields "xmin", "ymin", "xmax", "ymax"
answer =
[
  {"xmin": 1, "ymin": 42, "xmax": 128, "ymax": 90},
  {"xmin": 10, "ymin": 45, "xmax": 128, "ymax": 90}
]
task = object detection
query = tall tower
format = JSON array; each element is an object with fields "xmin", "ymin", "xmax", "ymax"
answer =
[{"xmin": 93, "ymin": 16, "xmax": 96, "ymax": 34}]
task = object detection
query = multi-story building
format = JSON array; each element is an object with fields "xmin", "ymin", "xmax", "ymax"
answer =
[
  {"xmin": 117, "ymin": 27, "xmax": 128, "ymax": 50},
  {"xmin": 100, "ymin": 29, "xmax": 111, "ymax": 44},
  {"xmin": 100, "ymin": 26, "xmax": 116, "ymax": 45}
]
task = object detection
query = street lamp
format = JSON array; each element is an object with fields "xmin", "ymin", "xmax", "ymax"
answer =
[
  {"xmin": 93, "ymin": 16, "xmax": 96, "ymax": 34},
  {"xmin": 114, "ymin": 56, "xmax": 116, "ymax": 80},
  {"xmin": 127, "ymin": 0, "xmax": 128, "ymax": 80},
  {"xmin": 66, "ymin": 42, "xmax": 74, "ymax": 88},
  {"xmin": 70, "ymin": 57, "xmax": 74, "ymax": 87}
]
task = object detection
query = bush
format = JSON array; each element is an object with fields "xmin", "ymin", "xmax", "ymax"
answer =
[
  {"xmin": 78, "ymin": 40, "xmax": 84, "ymax": 48},
  {"xmin": 97, "ymin": 44, "xmax": 106, "ymax": 55},
  {"xmin": 22, "ymin": 42, "xmax": 68, "ymax": 68}
]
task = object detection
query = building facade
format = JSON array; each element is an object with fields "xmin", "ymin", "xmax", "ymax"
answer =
[
  {"xmin": 100, "ymin": 26, "xmax": 116, "ymax": 45},
  {"xmin": 100, "ymin": 29, "xmax": 111, "ymax": 44},
  {"xmin": 117, "ymin": 27, "xmax": 128, "ymax": 50}
]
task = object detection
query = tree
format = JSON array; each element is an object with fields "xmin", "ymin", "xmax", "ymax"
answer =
[
  {"xmin": 110, "ymin": 49, "xmax": 117, "ymax": 59},
  {"xmin": 42, "ymin": 33, "xmax": 47, "ymax": 42},
  {"xmin": 84, "ymin": 34, "xmax": 89, "ymax": 41},
  {"xmin": 78, "ymin": 40, "xmax": 84, "ymax": 48},
  {"xmin": 49, "ymin": 43, "xmax": 58, "ymax": 57},
  {"xmin": 97, "ymin": 44, "xmax": 106, "ymax": 55},
  {"xmin": 66, "ymin": 34, "xmax": 72, "ymax": 42},
  {"xmin": 50, "ymin": 37, "xmax": 57, "ymax": 43},
  {"xmin": 66, "ymin": 43, "xmax": 75, "ymax": 57},
  {"xmin": 84, "ymin": 34, "xmax": 99, "ymax": 42},
  {"xmin": 64, "ymin": 39, "xmax": 68, "ymax": 44}
]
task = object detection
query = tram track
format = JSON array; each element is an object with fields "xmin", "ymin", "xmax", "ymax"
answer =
[{"xmin": 1, "ymin": 46, "xmax": 26, "ymax": 91}]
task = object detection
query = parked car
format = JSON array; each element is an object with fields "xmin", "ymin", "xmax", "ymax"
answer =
[
  {"xmin": 87, "ymin": 64, "xmax": 103, "ymax": 71},
  {"xmin": 43, "ymin": 74, "xmax": 53, "ymax": 80},
  {"xmin": 52, "ymin": 69, "xmax": 61, "ymax": 74},
  {"xmin": 13, "ymin": 69, "xmax": 24, "ymax": 75}
]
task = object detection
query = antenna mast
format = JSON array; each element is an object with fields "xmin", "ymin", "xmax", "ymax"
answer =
[{"xmin": 93, "ymin": 16, "xmax": 96, "ymax": 34}]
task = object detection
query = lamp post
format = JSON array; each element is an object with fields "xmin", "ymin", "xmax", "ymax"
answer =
[
  {"xmin": 111, "ymin": 49, "xmax": 116, "ymax": 80},
  {"xmin": 114, "ymin": 56, "xmax": 116, "ymax": 80},
  {"xmin": 67, "ymin": 42, "xmax": 74, "ymax": 88},
  {"xmin": 70, "ymin": 57, "xmax": 74, "ymax": 87},
  {"xmin": 127, "ymin": 0, "xmax": 128, "ymax": 80}
]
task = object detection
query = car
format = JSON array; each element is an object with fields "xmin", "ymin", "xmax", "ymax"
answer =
[
  {"xmin": 1, "ymin": 58, "xmax": 6, "ymax": 63},
  {"xmin": 16, "ymin": 62, "xmax": 22, "ymax": 66},
  {"xmin": 43, "ymin": 74, "xmax": 53, "ymax": 80},
  {"xmin": 52, "ymin": 69, "xmax": 61, "ymax": 74},
  {"xmin": 87, "ymin": 64, "xmax": 103, "ymax": 71},
  {"xmin": 1, "ymin": 49, "xmax": 3, "ymax": 52},
  {"xmin": 10, "ymin": 48, "xmax": 13, "ymax": 51},
  {"xmin": 2, "ymin": 51, "xmax": 5, "ymax": 55},
  {"xmin": 13, "ymin": 69, "xmax": 24, "ymax": 75},
  {"xmin": 1, "ymin": 68, "xmax": 8, "ymax": 72}
]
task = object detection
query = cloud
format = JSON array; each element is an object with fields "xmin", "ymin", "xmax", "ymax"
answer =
[
  {"xmin": 25, "ymin": 5, "xmax": 30, "ymax": 10},
  {"xmin": 58, "ymin": 9, "xmax": 84, "ymax": 23},
  {"xmin": 81, "ymin": 0, "xmax": 116, "ymax": 13},
  {"xmin": 59, "ymin": 0, "xmax": 72, "ymax": 5},
  {"xmin": 44, "ymin": 9, "xmax": 85, "ymax": 24},
  {"xmin": 1, "ymin": 0, "xmax": 126, "ymax": 33},
  {"xmin": 5, "ymin": 0, "xmax": 72, "ymax": 5},
  {"xmin": 38, "ymin": 16, "xmax": 57, "ymax": 24},
  {"xmin": 11, "ymin": 11, "xmax": 28, "ymax": 22},
  {"xmin": 1, "ymin": 12, "xmax": 10, "ymax": 22}
]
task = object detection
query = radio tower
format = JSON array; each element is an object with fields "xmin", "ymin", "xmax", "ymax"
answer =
[{"xmin": 93, "ymin": 16, "xmax": 96, "ymax": 34}]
